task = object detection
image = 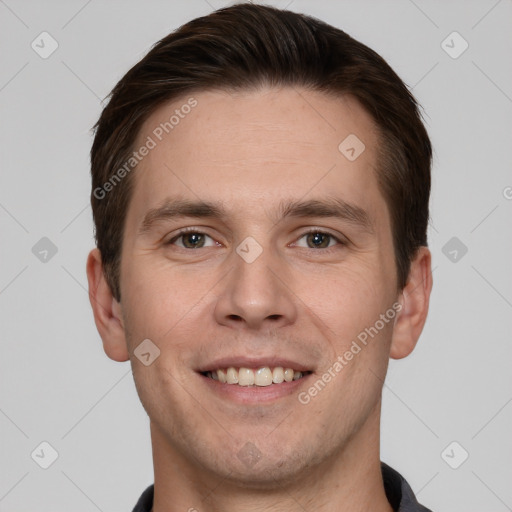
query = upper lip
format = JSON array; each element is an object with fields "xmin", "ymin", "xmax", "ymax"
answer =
[{"xmin": 197, "ymin": 356, "xmax": 313, "ymax": 373}]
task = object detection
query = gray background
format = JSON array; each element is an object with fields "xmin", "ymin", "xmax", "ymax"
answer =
[{"xmin": 1, "ymin": 0, "xmax": 511, "ymax": 510}]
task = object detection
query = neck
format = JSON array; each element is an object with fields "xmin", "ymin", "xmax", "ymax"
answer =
[{"xmin": 150, "ymin": 402, "xmax": 393, "ymax": 512}]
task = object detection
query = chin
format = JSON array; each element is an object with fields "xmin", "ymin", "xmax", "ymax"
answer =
[
  {"xmin": 199, "ymin": 437, "xmax": 321, "ymax": 490},
  {"xmin": 219, "ymin": 457, "xmax": 310, "ymax": 490}
]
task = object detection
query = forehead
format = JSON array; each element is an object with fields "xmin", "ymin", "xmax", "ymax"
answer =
[{"xmin": 129, "ymin": 87, "xmax": 385, "ymax": 224}]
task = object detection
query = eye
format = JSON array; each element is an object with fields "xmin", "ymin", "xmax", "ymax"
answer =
[
  {"xmin": 294, "ymin": 231, "xmax": 342, "ymax": 249},
  {"xmin": 168, "ymin": 231, "xmax": 218, "ymax": 249}
]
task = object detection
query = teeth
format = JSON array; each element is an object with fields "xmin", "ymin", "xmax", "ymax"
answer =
[
  {"xmin": 207, "ymin": 366, "xmax": 307, "ymax": 386},
  {"xmin": 217, "ymin": 368, "xmax": 227, "ymax": 383},
  {"xmin": 226, "ymin": 367, "xmax": 238, "ymax": 384},
  {"xmin": 272, "ymin": 367, "xmax": 284, "ymax": 383},
  {"xmin": 238, "ymin": 367, "xmax": 255, "ymax": 386},
  {"xmin": 254, "ymin": 367, "xmax": 273, "ymax": 386}
]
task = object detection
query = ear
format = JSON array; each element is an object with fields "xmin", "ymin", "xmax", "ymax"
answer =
[
  {"xmin": 86, "ymin": 248, "xmax": 129, "ymax": 362},
  {"xmin": 390, "ymin": 246, "xmax": 433, "ymax": 359}
]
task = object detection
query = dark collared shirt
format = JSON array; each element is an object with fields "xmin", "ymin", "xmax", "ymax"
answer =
[{"xmin": 132, "ymin": 462, "xmax": 433, "ymax": 511}]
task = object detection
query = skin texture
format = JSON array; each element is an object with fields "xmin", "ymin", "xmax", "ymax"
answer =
[{"xmin": 87, "ymin": 87, "xmax": 432, "ymax": 512}]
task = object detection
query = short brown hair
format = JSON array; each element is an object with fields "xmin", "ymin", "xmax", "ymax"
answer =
[{"xmin": 90, "ymin": 3, "xmax": 432, "ymax": 301}]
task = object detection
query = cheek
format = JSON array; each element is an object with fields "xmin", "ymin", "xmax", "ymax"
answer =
[
  {"xmin": 300, "ymin": 261, "xmax": 393, "ymax": 338},
  {"xmin": 296, "ymin": 263, "xmax": 397, "ymax": 399},
  {"xmin": 121, "ymin": 256, "xmax": 214, "ymax": 345},
  {"xmin": 130, "ymin": 358, "xmax": 195, "ymax": 443}
]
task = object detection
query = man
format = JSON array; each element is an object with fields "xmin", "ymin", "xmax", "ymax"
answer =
[{"xmin": 86, "ymin": 3, "xmax": 433, "ymax": 511}]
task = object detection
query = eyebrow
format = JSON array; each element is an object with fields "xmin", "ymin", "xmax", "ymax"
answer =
[{"xmin": 138, "ymin": 197, "xmax": 373, "ymax": 236}]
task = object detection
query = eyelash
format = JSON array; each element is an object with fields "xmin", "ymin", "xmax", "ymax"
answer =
[{"xmin": 166, "ymin": 227, "xmax": 346, "ymax": 252}]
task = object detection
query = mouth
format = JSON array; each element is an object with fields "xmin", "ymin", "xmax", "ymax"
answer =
[
  {"xmin": 201, "ymin": 366, "xmax": 313, "ymax": 387},
  {"xmin": 196, "ymin": 357, "xmax": 314, "ymax": 403}
]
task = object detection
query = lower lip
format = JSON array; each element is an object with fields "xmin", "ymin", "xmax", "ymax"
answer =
[{"xmin": 198, "ymin": 373, "xmax": 312, "ymax": 404}]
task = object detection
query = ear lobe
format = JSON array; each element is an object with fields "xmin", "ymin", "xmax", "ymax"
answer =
[
  {"xmin": 390, "ymin": 246, "xmax": 433, "ymax": 360},
  {"xmin": 86, "ymin": 248, "xmax": 129, "ymax": 362}
]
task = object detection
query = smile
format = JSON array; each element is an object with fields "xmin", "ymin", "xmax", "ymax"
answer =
[{"xmin": 202, "ymin": 366, "xmax": 312, "ymax": 386}]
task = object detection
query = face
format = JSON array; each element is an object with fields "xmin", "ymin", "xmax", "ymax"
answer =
[{"xmin": 105, "ymin": 87, "xmax": 408, "ymax": 486}]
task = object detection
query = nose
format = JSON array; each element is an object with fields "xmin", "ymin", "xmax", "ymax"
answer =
[{"xmin": 214, "ymin": 242, "xmax": 298, "ymax": 331}]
